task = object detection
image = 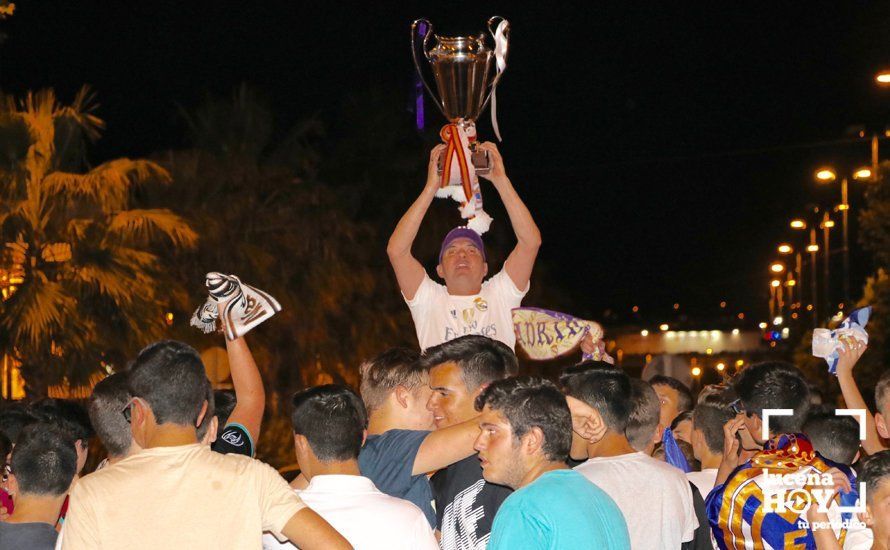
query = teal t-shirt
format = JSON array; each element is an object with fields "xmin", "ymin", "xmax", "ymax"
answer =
[{"xmin": 488, "ymin": 469, "xmax": 630, "ymax": 550}]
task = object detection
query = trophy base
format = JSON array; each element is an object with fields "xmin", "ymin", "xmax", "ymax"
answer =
[{"xmin": 437, "ymin": 149, "xmax": 490, "ymax": 176}]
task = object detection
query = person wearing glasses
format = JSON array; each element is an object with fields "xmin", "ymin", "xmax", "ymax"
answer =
[{"xmin": 62, "ymin": 340, "xmax": 350, "ymax": 550}]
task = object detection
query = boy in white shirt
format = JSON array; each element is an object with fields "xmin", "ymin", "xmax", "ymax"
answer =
[
  {"xmin": 563, "ymin": 362, "xmax": 698, "ymax": 550},
  {"xmin": 264, "ymin": 384, "xmax": 437, "ymax": 550}
]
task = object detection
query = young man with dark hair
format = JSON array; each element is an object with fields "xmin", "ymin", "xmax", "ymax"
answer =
[
  {"xmin": 473, "ymin": 376, "xmax": 630, "ymax": 549},
  {"xmin": 563, "ymin": 362, "xmax": 698, "ymax": 550},
  {"xmin": 264, "ymin": 385, "xmax": 437, "ymax": 549},
  {"xmin": 30, "ymin": 398, "xmax": 93, "ymax": 476},
  {"xmin": 62, "ymin": 340, "xmax": 349, "ymax": 550},
  {"xmin": 88, "ymin": 372, "xmax": 141, "ymax": 467},
  {"xmin": 356, "ymin": 347, "xmax": 484, "ymax": 529},
  {"xmin": 0, "ymin": 423, "xmax": 77, "ymax": 549},
  {"xmin": 650, "ymin": 374, "xmax": 694, "ymax": 434},
  {"xmin": 387, "ymin": 143, "xmax": 540, "ymax": 351},
  {"xmin": 708, "ymin": 361, "xmax": 872, "ymax": 549},
  {"xmin": 422, "ymin": 335, "xmax": 519, "ymax": 549},
  {"xmin": 688, "ymin": 393, "xmax": 735, "ymax": 496},
  {"xmin": 804, "ymin": 412, "xmax": 862, "ymax": 466},
  {"xmin": 626, "ymin": 378, "xmax": 663, "ymax": 454}
]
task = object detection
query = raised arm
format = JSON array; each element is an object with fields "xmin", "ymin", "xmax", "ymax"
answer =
[
  {"xmin": 477, "ymin": 142, "xmax": 541, "ymax": 291},
  {"xmin": 412, "ymin": 416, "xmax": 480, "ymax": 475},
  {"xmin": 387, "ymin": 145, "xmax": 446, "ymax": 301},
  {"xmin": 222, "ymin": 335, "xmax": 265, "ymax": 446},
  {"xmin": 835, "ymin": 340, "xmax": 885, "ymax": 455}
]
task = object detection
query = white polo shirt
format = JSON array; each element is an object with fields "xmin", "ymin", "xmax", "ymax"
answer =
[{"xmin": 262, "ymin": 475, "xmax": 438, "ymax": 550}]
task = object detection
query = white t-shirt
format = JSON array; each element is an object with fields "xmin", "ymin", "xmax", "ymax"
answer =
[
  {"xmin": 687, "ymin": 468, "xmax": 718, "ymax": 499},
  {"xmin": 262, "ymin": 475, "xmax": 438, "ymax": 550},
  {"xmin": 62, "ymin": 443, "xmax": 305, "ymax": 550},
  {"xmin": 575, "ymin": 452, "xmax": 698, "ymax": 550},
  {"xmin": 405, "ymin": 268, "xmax": 528, "ymax": 350}
]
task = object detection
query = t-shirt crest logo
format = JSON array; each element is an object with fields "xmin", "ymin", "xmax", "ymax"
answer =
[{"xmin": 474, "ymin": 298, "xmax": 488, "ymax": 312}]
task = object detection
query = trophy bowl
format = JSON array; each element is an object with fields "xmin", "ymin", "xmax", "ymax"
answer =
[{"xmin": 412, "ymin": 17, "xmax": 510, "ymax": 174}]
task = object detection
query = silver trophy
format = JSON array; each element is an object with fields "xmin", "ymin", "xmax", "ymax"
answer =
[{"xmin": 411, "ymin": 17, "xmax": 510, "ymax": 174}]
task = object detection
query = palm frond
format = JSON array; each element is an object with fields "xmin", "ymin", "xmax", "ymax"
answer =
[
  {"xmin": 105, "ymin": 208, "xmax": 198, "ymax": 249},
  {"xmin": 1, "ymin": 274, "xmax": 80, "ymax": 349},
  {"xmin": 42, "ymin": 159, "xmax": 171, "ymax": 214}
]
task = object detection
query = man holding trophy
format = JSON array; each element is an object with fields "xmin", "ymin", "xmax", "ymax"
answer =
[
  {"xmin": 388, "ymin": 16, "xmax": 540, "ymax": 353},
  {"xmin": 387, "ymin": 142, "xmax": 540, "ymax": 352}
]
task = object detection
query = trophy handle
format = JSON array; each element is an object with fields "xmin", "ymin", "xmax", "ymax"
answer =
[
  {"xmin": 411, "ymin": 18, "xmax": 446, "ymax": 118},
  {"xmin": 479, "ymin": 16, "xmax": 510, "ymax": 114}
]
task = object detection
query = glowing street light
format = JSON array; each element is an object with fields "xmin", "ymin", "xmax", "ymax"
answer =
[
  {"xmin": 770, "ymin": 279, "xmax": 781, "ymax": 288},
  {"xmin": 659, "ymin": 324, "xmax": 669, "ymax": 332},
  {"xmin": 758, "ymin": 322, "xmax": 768, "ymax": 329},
  {"xmin": 773, "ymin": 316, "xmax": 784, "ymax": 325},
  {"xmin": 815, "ymin": 168, "xmax": 837, "ymax": 183},
  {"xmin": 691, "ymin": 367, "xmax": 702, "ymax": 377},
  {"xmin": 807, "ymin": 243, "xmax": 819, "ymax": 253},
  {"xmin": 731, "ymin": 328, "xmax": 740, "ymax": 335},
  {"xmin": 821, "ymin": 219, "xmax": 835, "ymax": 229},
  {"xmin": 790, "ymin": 219, "xmax": 807, "ymax": 230},
  {"xmin": 877, "ymin": 70, "xmax": 890, "ymax": 84},
  {"xmin": 770, "ymin": 262, "xmax": 785, "ymax": 273},
  {"xmin": 854, "ymin": 167, "xmax": 873, "ymax": 180},
  {"xmin": 777, "ymin": 244, "xmax": 793, "ymax": 255},
  {"xmin": 716, "ymin": 362, "xmax": 726, "ymax": 372},
  {"xmin": 640, "ymin": 329, "xmax": 649, "ymax": 337}
]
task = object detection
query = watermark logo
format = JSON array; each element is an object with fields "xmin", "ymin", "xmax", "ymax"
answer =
[{"xmin": 760, "ymin": 408, "xmax": 867, "ymax": 530}]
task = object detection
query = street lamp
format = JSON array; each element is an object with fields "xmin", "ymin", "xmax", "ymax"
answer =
[
  {"xmin": 877, "ymin": 70, "xmax": 890, "ymax": 85},
  {"xmin": 815, "ymin": 168, "xmax": 837, "ymax": 183},
  {"xmin": 770, "ymin": 262, "xmax": 785, "ymax": 273},
  {"xmin": 778, "ymin": 244, "xmax": 793, "ymax": 255},
  {"xmin": 790, "ymin": 219, "xmax": 807, "ymax": 229},
  {"xmin": 812, "ymin": 166, "xmax": 871, "ymax": 306}
]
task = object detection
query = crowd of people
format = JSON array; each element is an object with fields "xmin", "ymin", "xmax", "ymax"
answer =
[{"xmin": 0, "ymin": 144, "xmax": 888, "ymax": 550}]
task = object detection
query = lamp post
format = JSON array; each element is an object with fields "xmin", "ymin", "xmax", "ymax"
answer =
[{"xmin": 814, "ymin": 167, "xmax": 873, "ymax": 306}]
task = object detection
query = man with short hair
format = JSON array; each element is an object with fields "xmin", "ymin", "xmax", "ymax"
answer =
[
  {"xmin": 474, "ymin": 376, "xmax": 630, "ymax": 549},
  {"xmin": 626, "ymin": 378, "xmax": 664, "ymax": 454},
  {"xmin": 422, "ymin": 335, "xmax": 518, "ymax": 549},
  {"xmin": 62, "ymin": 340, "xmax": 349, "ymax": 550},
  {"xmin": 356, "ymin": 347, "xmax": 484, "ymax": 529},
  {"xmin": 88, "ymin": 372, "xmax": 141, "ymax": 467},
  {"xmin": 563, "ymin": 362, "xmax": 698, "ymax": 550},
  {"xmin": 650, "ymin": 374, "xmax": 693, "ymax": 434},
  {"xmin": 387, "ymin": 143, "xmax": 541, "ymax": 351},
  {"xmin": 804, "ymin": 412, "xmax": 863, "ymax": 466},
  {"xmin": 29, "ymin": 398, "xmax": 93, "ymax": 477},
  {"xmin": 0, "ymin": 423, "xmax": 76, "ymax": 549},
  {"xmin": 708, "ymin": 361, "xmax": 871, "ymax": 549},
  {"xmin": 688, "ymin": 394, "xmax": 735, "ymax": 497},
  {"xmin": 264, "ymin": 385, "xmax": 437, "ymax": 550}
]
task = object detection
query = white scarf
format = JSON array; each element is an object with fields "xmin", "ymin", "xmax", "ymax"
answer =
[{"xmin": 190, "ymin": 272, "xmax": 282, "ymax": 340}]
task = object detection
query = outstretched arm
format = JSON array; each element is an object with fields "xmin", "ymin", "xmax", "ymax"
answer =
[
  {"xmin": 835, "ymin": 340, "xmax": 885, "ymax": 455},
  {"xmin": 282, "ymin": 507, "xmax": 352, "ymax": 550},
  {"xmin": 387, "ymin": 145, "xmax": 446, "ymax": 301},
  {"xmin": 218, "ymin": 308, "xmax": 265, "ymax": 446},
  {"xmin": 477, "ymin": 142, "xmax": 541, "ymax": 290},
  {"xmin": 413, "ymin": 416, "xmax": 480, "ymax": 475}
]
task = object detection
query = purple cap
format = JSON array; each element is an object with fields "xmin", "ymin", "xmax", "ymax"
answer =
[{"xmin": 439, "ymin": 227, "xmax": 486, "ymax": 264}]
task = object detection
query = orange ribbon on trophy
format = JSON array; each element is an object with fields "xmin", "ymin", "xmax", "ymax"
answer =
[{"xmin": 436, "ymin": 122, "xmax": 492, "ymax": 234}]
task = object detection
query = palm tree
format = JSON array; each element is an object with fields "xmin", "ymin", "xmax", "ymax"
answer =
[{"xmin": 0, "ymin": 87, "xmax": 197, "ymax": 396}]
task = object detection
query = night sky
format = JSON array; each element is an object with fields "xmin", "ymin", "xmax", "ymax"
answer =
[{"xmin": 4, "ymin": 1, "xmax": 888, "ymax": 327}]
